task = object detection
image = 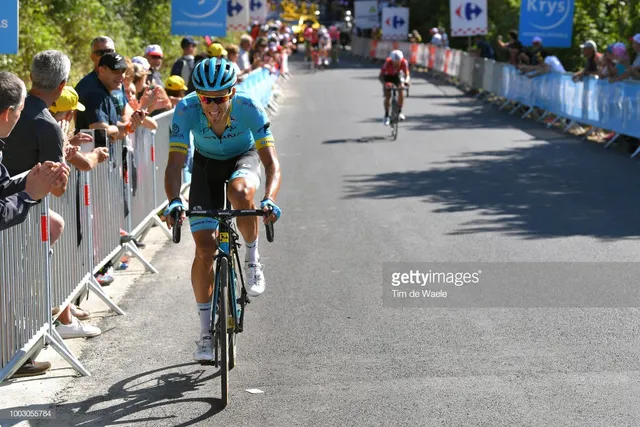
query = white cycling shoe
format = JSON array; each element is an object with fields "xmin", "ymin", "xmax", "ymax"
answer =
[
  {"xmin": 194, "ymin": 335, "xmax": 213, "ymax": 362},
  {"xmin": 245, "ymin": 262, "xmax": 266, "ymax": 297},
  {"xmin": 399, "ymin": 113, "xmax": 406, "ymax": 121}
]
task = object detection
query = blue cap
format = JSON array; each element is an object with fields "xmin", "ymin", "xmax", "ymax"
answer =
[{"xmin": 181, "ymin": 36, "xmax": 198, "ymax": 48}]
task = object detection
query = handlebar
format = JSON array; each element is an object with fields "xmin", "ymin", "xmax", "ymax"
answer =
[{"xmin": 171, "ymin": 208, "xmax": 275, "ymax": 244}]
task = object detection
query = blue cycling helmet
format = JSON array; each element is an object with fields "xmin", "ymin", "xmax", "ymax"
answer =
[{"xmin": 191, "ymin": 57, "xmax": 237, "ymax": 92}]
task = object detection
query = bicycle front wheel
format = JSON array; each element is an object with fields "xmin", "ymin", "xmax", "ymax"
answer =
[{"xmin": 219, "ymin": 257, "xmax": 230, "ymax": 406}]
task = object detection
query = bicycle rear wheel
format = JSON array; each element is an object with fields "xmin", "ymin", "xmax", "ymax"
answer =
[{"xmin": 218, "ymin": 257, "xmax": 230, "ymax": 406}]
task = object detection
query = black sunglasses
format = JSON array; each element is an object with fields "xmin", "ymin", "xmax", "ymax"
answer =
[{"xmin": 93, "ymin": 48, "xmax": 115, "ymax": 56}]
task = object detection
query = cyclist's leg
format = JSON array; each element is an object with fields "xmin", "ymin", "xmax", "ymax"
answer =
[
  {"xmin": 227, "ymin": 148, "xmax": 265, "ymax": 296},
  {"xmin": 189, "ymin": 152, "xmax": 235, "ymax": 359},
  {"xmin": 383, "ymin": 76, "xmax": 392, "ymax": 120},
  {"xmin": 392, "ymin": 76, "xmax": 405, "ymax": 120}
]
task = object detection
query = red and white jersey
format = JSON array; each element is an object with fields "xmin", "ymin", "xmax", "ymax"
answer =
[{"xmin": 381, "ymin": 57, "xmax": 408, "ymax": 76}]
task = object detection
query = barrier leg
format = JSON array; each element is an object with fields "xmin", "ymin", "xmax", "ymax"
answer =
[
  {"xmin": 582, "ymin": 128, "xmax": 595, "ymax": 141},
  {"xmin": 538, "ymin": 111, "xmax": 550, "ymax": 122},
  {"xmin": 136, "ymin": 215, "xmax": 172, "ymax": 242},
  {"xmin": 630, "ymin": 145, "xmax": 640, "ymax": 159},
  {"xmin": 509, "ymin": 103, "xmax": 522, "ymax": 115},
  {"xmin": 546, "ymin": 116, "xmax": 561, "ymax": 128},
  {"xmin": 498, "ymin": 99, "xmax": 511, "ymax": 111},
  {"xmin": 87, "ymin": 276, "xmax": 126, "ymax": 315},
  {"xmin": 521, "ymin": 106, "xmax": 535, "ymax": 119},
  {"xmin": 45, "ymin": 329, "xmax": 90, "ymax": 376},
  {"xmin": 120, "ymin": 242, "xmax": 158, "ymax": 274},
  {"xmin": 603, "ymin": 133, "xmax": 620, "ymax": 149},
  {"xmin": 563, "ymin": 120, "xmax": 576, "ymax": 133}
]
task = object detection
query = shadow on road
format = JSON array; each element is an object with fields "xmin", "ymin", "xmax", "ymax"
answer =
[
  {"xmin": 342, "ymin": 142, "xmax": 640, "ymax": 240},
  {"xmin": 34, "ymin": 362, "xmax": 226, "ymax": 426},
  {"xmin": 323, "ymin": 135, "xmax": 390, "ymax": 144}
]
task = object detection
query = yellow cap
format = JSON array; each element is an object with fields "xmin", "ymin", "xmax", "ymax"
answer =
[
  {"xmin": 165, "ymin": 75, "xmax": 188, "ymax": 91},
  {"xmin": 207, "ymin": 43, "xmax": 228, "ymax": 58},
  {"xmin": 50, "ymin": 86, "xmax": 85, "ymax": 113}
]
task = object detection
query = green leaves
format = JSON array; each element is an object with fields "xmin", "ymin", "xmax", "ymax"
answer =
[{"xmin": 0, "ymin": 0, "xmax": 243, "ymax": 86}]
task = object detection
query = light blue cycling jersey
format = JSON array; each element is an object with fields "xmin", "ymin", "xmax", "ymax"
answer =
[{"xmin": 169, "ymin": 90, "xmax": 275, "ymax": 161}]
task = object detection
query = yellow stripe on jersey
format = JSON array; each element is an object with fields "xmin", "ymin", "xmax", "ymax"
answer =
[
  {"xmin": 255, "ymin": 136, "xmax": 275, "ymax": 149},
  {"xmin": 169, "ymin": 142, "xmax": 189, "ymax": 154}
]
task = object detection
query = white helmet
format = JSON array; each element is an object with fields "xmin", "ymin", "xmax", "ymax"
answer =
[{"xmin": 390, "ymin": 50, "xmax": 403, "ymax": 61}]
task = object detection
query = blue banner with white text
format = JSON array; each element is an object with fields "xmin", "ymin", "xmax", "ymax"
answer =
[
  {"xmin": 518, "ymin": 0, "xmax": 575, "ymax": 48},
  {"xmin": 0, "ymin": 0, "xmax": 18, "ymax": 55},
  {"xmin": 171, "ymin": 0, "xmax": 227, "ymax": 37}
]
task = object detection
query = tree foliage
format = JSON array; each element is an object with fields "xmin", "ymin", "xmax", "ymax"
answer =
[
  {"xmin": 407, "ymin": 0, "xmax": 640, "ymax": 71},
  {"xmin": 0, "ymin": 0, "xmax": 243, "ymax": 86}
]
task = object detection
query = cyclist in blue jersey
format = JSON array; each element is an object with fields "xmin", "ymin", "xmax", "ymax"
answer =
[{"xmin": 164, "ymin": 58, "xmax": 282, "ymax": 362}]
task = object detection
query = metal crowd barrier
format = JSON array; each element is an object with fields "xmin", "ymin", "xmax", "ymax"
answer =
[
  {"xmin": 0, "ymin": 134, "xmax": 171, "ymax": 381},
  {"xmin": 348, "ymin": 36, "xmax": 640, "ymax": 147}
]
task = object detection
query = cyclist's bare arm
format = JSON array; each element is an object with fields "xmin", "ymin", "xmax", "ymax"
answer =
[
  {"xmin": 257, "ymin": 146, "xmax": 281, "ymax": 203},
  {"xmin": 164, "ymin": 151, "xmax": 186, "ymax": 227}
]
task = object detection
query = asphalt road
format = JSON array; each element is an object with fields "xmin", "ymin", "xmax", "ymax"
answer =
[{"xmin": 36, "ymin": 53, "xmax": 640, "ymax": 426}]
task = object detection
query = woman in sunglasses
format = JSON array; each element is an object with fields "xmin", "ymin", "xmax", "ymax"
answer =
[{"xmin": 163, "ymin": 57, "xmax": 282, "ymax": 363}]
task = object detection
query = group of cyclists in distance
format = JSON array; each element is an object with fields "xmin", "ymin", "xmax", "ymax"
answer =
[{"xmin": 302, "ymin": 24, "xmax": 341, "ymax": 68}]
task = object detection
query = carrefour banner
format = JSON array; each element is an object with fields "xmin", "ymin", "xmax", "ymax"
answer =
[
  {"xmin": 518, "ymin": 0, "xmax": 575, "ymax": 47},
  {"xmin": 227, "ymin": 0, "xmax": 249, "ymax": 32}
]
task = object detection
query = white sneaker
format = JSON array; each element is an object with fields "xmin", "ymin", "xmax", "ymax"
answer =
[
  {"xmin": 56, "ymin": 316, "xmax": 101, "ymax": 339},
  {"xmin": 194, "ymin": 336, "xmax": 213, "ymax": 362},
  {"xmin": 244, "ymin": 262, "xmax": 266, "ymax": 297}
]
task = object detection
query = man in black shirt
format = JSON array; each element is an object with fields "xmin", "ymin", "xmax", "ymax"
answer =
[{"xmin": 76, "ymin": 52, "xmax": 143, "ymax": 146}]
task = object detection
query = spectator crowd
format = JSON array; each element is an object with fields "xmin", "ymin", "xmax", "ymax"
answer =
[{"xmin": 1, "ymin": 19, "xmax": 294, "ymax": 381}]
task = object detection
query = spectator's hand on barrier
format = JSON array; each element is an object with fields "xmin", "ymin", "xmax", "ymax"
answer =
[
  {"xmin": 93, "ymin": 147, "xmax": 109, "ymax": 163},
  {"xmin": 260, "ymin": 198, "xmax": 281, "ymax": 224},
  {"xmin": 64, "ymin": 145, "xmax": 80, "ymax": 161},
  {"xmin": 51, "ymin": 163, "xmax": 70, "ymax": 190},
  {"xmin": 68, "ymin": 131, "xmax": 93, "ymax": 147}
]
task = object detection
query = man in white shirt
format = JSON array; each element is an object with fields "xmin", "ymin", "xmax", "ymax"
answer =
[
  {"xmin": 526, "ymin": 50, "xmax": 566, "ymax": 78},
  {"xmin": 238, "ymin": 35, "xmax": 253, "ymax": 72},
  {"xmin": 429, "ymin": 28, "xmax": 443, "ymax": 46}
]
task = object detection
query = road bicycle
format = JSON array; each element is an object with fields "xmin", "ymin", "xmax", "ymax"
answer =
[
  {"xmin": 384, "ymin": 82, "xmax": 409, "ymax": 141},
  {"xmin": 171, "ymin": 181, "xmax": 275, "ymax": 407}
]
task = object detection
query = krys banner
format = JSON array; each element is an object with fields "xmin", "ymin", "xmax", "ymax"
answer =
[{"xmin": 518, "ymin": 0, "xmax": 575, "ymax": 47}]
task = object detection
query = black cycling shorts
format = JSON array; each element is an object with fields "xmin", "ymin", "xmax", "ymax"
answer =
[
  {"xmin": 383, "ymin": 75, "xmax": 401, "ymax": 86},
  {"xmin": 188, "ymin": 149, "xmax": 262, "ymax": 233}
]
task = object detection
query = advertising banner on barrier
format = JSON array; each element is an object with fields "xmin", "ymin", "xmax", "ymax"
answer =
[
  {"xmin": 449, "ymin": 0, "xmax": 488, "ymax": 37},
  {"xmin": 0, "ymin": 0, "xmax": 18, "ymax": 54},
  {"xmin": 171, "ymin": 0, "xmax": 227, "ymax": 37},
  {"xmin": 227, "ymin": 0, "xmax": 249, "ymax": 32},
  {"xmin": 249, "ymin": 0, "xmax": 267, "ymax": 23},
  {"xmin": 355, "ymin": 1, "xmax": 379, "ymax": 30},
  {"xmin": 381, "ymin": 7, "xmax": 409, "ymax": 40},
  {"xmin": 518, "ymin": 0, "xmax": 575, "ymax": 47}
]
